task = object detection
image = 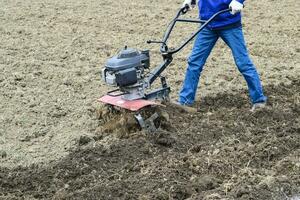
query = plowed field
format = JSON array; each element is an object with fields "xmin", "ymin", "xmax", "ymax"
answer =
[{"xmin": 0, "ymin": 0, "xmax": 299, "ymax": 199}]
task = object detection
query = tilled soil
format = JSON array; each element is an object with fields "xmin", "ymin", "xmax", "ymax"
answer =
[
  {"xmin": 0, "ymin": 0, "xmax": 300, "ymax": 199},
  {"xmin": 1, "ymin": 0, "xmax": 299, "ymax": 168},
  {"xmin": 1, "ymin": 79, "xmax": 299, "ymax": 200}
]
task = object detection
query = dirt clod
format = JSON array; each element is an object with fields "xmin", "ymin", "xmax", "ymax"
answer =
[
  {"xmin": 0, "ymin": 151, "xmax": 7, "ymax": 159},
  {"xmin": 78, "ymin": 135, "xmax": 93, "ymax": 146}
]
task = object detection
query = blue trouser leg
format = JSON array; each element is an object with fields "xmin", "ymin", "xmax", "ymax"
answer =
[
  {"xmin": 179, "ymin": 28, "xmax": 218, "ymax": 105},
  {"xmin": 219, "ymin": 26, "xmax": 267, "ymax": 103}
]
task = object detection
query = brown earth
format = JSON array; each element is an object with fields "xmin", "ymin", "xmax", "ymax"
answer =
[
  {"xmin": 0, "ymin": 0, "xmax": 299, "ymax": 199},
  {"xmin": 1, "ymin": 80, "xmax": 299, "ymax": 199}
]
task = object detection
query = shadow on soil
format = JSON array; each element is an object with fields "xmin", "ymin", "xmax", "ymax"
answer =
[{"xmin": 1, "ymin": 79, "xmax": 299, "ymax": 200}]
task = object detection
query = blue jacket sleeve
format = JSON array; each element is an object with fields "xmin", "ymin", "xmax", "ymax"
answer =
[{"xmin": 236, "ymin": 0, "xmax": 245, "ymax": 4}]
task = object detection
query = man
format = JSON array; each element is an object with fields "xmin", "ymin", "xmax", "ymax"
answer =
[{"xmin": 179, "ymin": 0, "xmax": 267, "ymax": 111}]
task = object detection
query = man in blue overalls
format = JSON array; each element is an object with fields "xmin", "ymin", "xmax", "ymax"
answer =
[{"xmin": 179, "ymin": 0, "xmax": 267, "ymax": 111}]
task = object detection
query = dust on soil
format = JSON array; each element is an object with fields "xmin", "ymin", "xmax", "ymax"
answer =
[{"xmin": 0, "ymin": 0, "xmax": 299, "ymax": 199}]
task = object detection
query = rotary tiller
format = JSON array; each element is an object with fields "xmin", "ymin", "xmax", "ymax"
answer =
[{"xmin": 98, "ymin": 6, "xmax": 230, "ymax": 132}]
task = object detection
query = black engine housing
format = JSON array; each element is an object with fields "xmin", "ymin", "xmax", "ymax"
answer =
[{"xmin": 102, "ymin": 47, "xmax": 150, "ymax": 87}]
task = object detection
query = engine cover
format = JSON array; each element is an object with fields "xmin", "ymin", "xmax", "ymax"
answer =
[
  {"xmin": 102, "ymin": 47, "xmax": 150, "ymax": 87},
  {"xmin": 105, "ymin": 48, "xmax": 149, "ymax": 71}
]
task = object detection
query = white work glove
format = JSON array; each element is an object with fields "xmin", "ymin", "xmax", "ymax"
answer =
[
  {"xmin": 182, "ymin": 0, "xmax": 196, "ymax": 10},
  {"xmin": 229, "ymin": 0, "xmax": 244, "ymax": 15}
]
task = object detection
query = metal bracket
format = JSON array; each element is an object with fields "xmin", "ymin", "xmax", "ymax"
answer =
[
  {"xmin": 135, "ymin": 112, "xmax": 159, "ymax": 133},
  {"xmin": 145, "ymin": 87, "xmax": 170, "ymax": 101},
  {"xmin": 135, "ymin": 114, "xmax": 146, "ymax": 129},
  {"xmin": 160, "ymin": 76, "xmax": 167, "ymax": 88}
]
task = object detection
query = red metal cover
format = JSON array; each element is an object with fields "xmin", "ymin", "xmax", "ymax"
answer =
[{"xmin": 98, "ymin": 95, "xmax": 159, "ymax": 111}]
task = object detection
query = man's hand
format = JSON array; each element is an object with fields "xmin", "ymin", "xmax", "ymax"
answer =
[
  {"xmin": 182, "ymin": 0, "xmax": 196, "ymax": 10},
  {"xmin": 229, "ymin": 0, "xmax": 244, "ymax": 15}
]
